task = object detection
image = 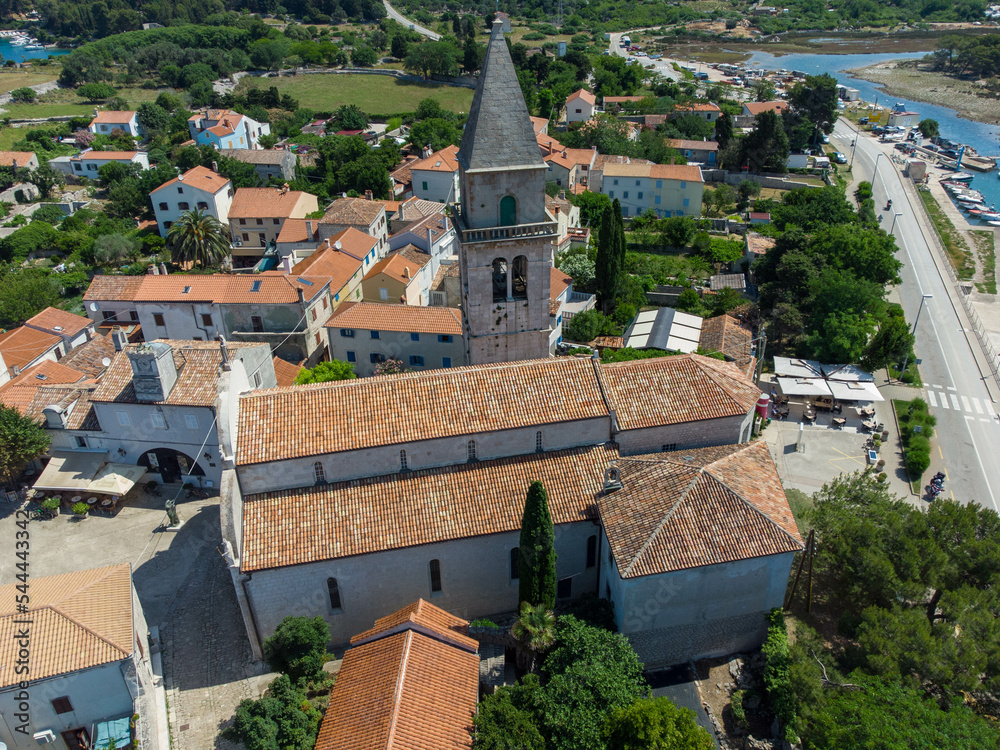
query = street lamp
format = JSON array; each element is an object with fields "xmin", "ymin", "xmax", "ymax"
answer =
[
  {"xmin": 890, "ymin": 211, "xmax": 903, "ymax": 235},
  {"xmin": 871, "ymin": 151, "xmax": 887, "ymax": 191},
  {"xmin": 900, "ymin": 293, "xmax": 932, "ymax": 380}
]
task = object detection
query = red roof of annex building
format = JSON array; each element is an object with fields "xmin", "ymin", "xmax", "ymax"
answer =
[
  {"xmin": 151, "ymin": 165, "xmax": 231, "ymax": 195},
  {"xmin": 567, "ymin": 88, "xmax": 596, "ymax": 105},
  {"xmin": 409, "ymin": 144, "xmax": 460, "ymax": 173},
  {"xmin": 228, "ymin": 187, "xmax": 310, "ymax": 218},
  {"xmin": 0, "ymin": 326, "xmax": 61, "ymax": 371},
  {"xmin": 83, "ymin": 275, "xmax": 145, "ymax": 302},
  {"xmin": 123, "ymin": 272, "xmax": 329, "ymax": 305},
  {"xmin": 89, "ymin": 110, "xmax": 136, "ymax": 125},
  {"xmin": 314, "ymin": 599, "xmax": 478, "ymax": 750},
  {"xmin": 674, "ymin": 102, "xmax": 721, "ymax": 113},
  {"xmin": 326, "ymin": 302, "xmax": 463, "ymax": 335},
  {"xmin": 0, "ymin": 150, "xmax": 36, "ymax": 167},
  {"xmin": 0, "ymin": 359, "xmax": 88, "ymax": 412},
  {"xmin": 25, "ymin": 306, "xmax": 93, "ymax": 337},
  {"xmin": 743, "ymin": 101, "xmax": 789, "ymax": 116},
  {"xmin": 603, "ymin": 95, "xmax": 646, "ymax": 104},
  {"xmin": 599, "ymin": 442, "xmax": 803, "ymax": 579}
]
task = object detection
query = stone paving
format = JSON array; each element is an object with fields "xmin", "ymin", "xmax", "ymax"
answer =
[{"xmin": 0, "ymin": 489, "xmax": 273, "ymax": 750}]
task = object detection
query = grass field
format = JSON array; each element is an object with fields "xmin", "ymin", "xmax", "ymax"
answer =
[
  {"xmin": 0, "ymin": 66, "xmax": 61, "ymax": 95},
  {"xmin": 237, "ymin": 73, "xmax": 475, "ymax": 115},
  {"xmin": 970, "ymin": 229, "xmax": 997, "ymax": 294},
  {"xmin": 918, "ymin": 189, "xmax": 975, "ymax": 280},
  {"xmin": 1, "ymin": 85, "xmax": 165, "ymax": 120}
]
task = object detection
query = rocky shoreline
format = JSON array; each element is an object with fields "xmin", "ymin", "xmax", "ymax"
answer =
[{"xmin": 848, "ymin": 59, "xmax": 1000, "ymax": 126}]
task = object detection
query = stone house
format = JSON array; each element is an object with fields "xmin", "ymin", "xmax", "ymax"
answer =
[
  {"xmin": 361, "ymin": 246, "xmax": 431, "ymax": 305},
  {"xmin": 317, "ymin": 197, "xmax": 389, "ymax": 259},
  {"xmin": 0, "ymin": 564, "xmax": 160, "ymax": 750},
  {"xmin": 228, "ymin": 186, "xmax": 319, "ymax": 267},
  {"xmin": 667, "ymin": 138, "xmax": 718, "ymax": 166},
  {"xmin": 219, "ymin": 148, "xmax": 297, "ymax": 181},
  {"xmin": 0, "ymin": 150, "xmax": 39, "ymax": 170},
  {"xmin": 150, "ymin": 165, "xmax": 234, "ymax": 237},
  {"xmin": 325, "ymin": 302, "xmax": 466, "ymax": 374},
  {"xmin": 221, "ymin": 352, "xmax": 763, "ymax": 651}
]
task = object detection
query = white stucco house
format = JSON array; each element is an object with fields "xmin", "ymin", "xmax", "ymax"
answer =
[
  {"xmin": 409, "ymin": 145, "xmax": 460, "ymax": 204},
  {"xmin": 566, "ymin": 89, "xmax": 596, "ymax": 124},
  {"xmin": 188, "ymin": 109, "xmax": 270, "ymax": 151},
  {"xmin": 0, "ymin": 564, "xmax": 161, "ymax": 750},
  {"xmin": 151, "ymin": 165, "xmax": 234, "ymax": 237},
  {"xmin": 89, "ymin": 110, "xmax": 143, "ymax": 139},
  {"xmin": 69, "ymin": 150, "xmax": 149, "ymax": 177}
]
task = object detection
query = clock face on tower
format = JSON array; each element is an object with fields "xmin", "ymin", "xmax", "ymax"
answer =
[{"xmin": 134, "ymin": 357, "xmax": 156, "ymax": 374}]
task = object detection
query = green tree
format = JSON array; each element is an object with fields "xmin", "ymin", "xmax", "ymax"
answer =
[
  {"xmin": 405, "ymin": 40, "xmax": 459, "ymax": 78},
  {"xmin": 24, "ymin": 164, "xmax": 63, "ymax": 200},
  {"xmin": 512, "ymin": 601, "xmax": 556, "ymax": 673},
  {"xmin": 223, "ymin": 674, "xmax": 321, "ymax": 750},
  {"xmin": 714, "ymin": 112, "xmax": 734, "ymax": 149},
  {"xmin": 92, "ymin": 233, "xmax": 140, "ymax": 268},
  {"xmin": 76, "ymin": 81, "xmax": 117, "ymax": 101},
  {"xmin": 167, "ymin": 209, "xmax": 231, "ymax": 268},
  {"xmin": 736, "ymin": 179, "xmax": 762, "ymax": 210},
  {"xmin": 473, "ymin": 678, "xmax": 545, "ymax": 750},
  {"xmin": 675, "ymin": 288, "xmax": 703, "ymax": 314},
  {"xmin": 0, "ymin": 403, "xmax": 50, "ymax": 485},
  {"xmin": 262, "ymin": 616, "xmax": 331, "ymax": 685},
  {"xmin": 408, "ymin": 117, "xmax": 462, "ymax": 152},
  {"xmin": 602, "ymin": 697, "xmax": 714, "ymax": 750},
  {"xmin": 918, "ymin": 118, "xmax": 940, "ymax": 139},
  {"xmin": 518, "ymin": 480, "xmax": 557, "ymax": 610},
  {"xmin": 559, "ymin": 254, "xmax": 596, "ymax": 290},
  {"xmin": 333, "ymin": 104, "xmax": 368, "ymax": 131},
  {"xmin": 249, "ymin": 38, "xmax": 290, "ymax": 71},
  {"xmin": 136, "ymin": 101, "xmax": 170, "ymax": 135},
  {"xmin": 788, "ymin": 73, "xmax": 839, "ymax": 134},
  {"xmin": 293, "ymin": 360, "xmax": 356, "ymax": 384},
  {"xmin": 10, "ymin": 87, "xmax": 35, "ymax": 103},
  {"xmin": 659, "ymin": 216, "xmax": 697, "ymax": 248},
  {"xmin": 463, "ymin": 35, "xmax": 484, "ymax": 74},
  {"xmin": 740, "ymin": 109, "xmax": 789, "ymax": 173},
  {"xmin": 572, "ymin": 191, "xmax": 612, "ymax": 233},
  {"xmin": 862, "ymin": 314, "xmax": 914, "ymax": 372},
  {"xmin": 596, "ymin": 199, "xmax": 625, "ymax": 312},
  {"xmin": 351, "ymin": 44, "xmax": 378, "ymax": 67},
  {"xmin": 391, "ymin": 34, "xmax": 409, "ymax": 60}
]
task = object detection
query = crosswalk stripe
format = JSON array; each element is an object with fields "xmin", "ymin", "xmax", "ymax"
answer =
[
  {"xmin": 939, "ymin": 394, "xmax": 949, "ymax": 409},
  {"xmin": 948, "ymin": 386, "xmax": 957, "ymax": 391},
  {"xmin": 951, "ymin": 393, "xmax": 961, "ymax": 409},
  {"xmin": 927, "ymin": 390, "xmax": 937, "ymax": 408},
  {"xmin": 962, "ymin": 395, "xmax": 972, "ymax": 412},
  {"xmin": 973, "ymin": 398, "xmax": 984, "ymax": 414}
]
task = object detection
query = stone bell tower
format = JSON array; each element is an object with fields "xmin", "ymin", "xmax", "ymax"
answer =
[{"xmin": 456, "ymin": 19, "xmax": 557, "ymax": 365}]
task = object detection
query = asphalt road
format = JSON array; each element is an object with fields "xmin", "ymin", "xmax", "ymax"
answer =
[
  {"xmin": 832, "ymin": 120, "xmax": 1000, "ymax": 511},
  {"xmin": 382, "ymin": 0, "xmax": 440, "ymax": 40}
]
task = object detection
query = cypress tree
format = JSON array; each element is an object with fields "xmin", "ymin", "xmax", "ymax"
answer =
[
  {"xmin": 596, "ymin": 200, "xmax": 624, "ymax": 313},
  {"xmin": 518, "ymin": 480, "xmax": 557, "ymax": 609}
]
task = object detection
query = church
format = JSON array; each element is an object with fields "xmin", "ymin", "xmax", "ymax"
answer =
[{"xmin": 217, "ymin": 23, "xmax": 801, "ymax": 671}]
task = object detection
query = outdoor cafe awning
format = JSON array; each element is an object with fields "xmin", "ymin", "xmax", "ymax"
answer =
[
  {"xmin": 776, "ymin": 377, "xmax": 832, "ymax": 397},
  {"xmin": 33, "ymin": 450, "xmax": 105, "ymax": 492},
  {"xmin": 88, "ymin": 463, "xmax": 146, "ymax": 497},
  {"xmin": 828, "ymin": 379, "xmax": 885, "ymax": 402}
]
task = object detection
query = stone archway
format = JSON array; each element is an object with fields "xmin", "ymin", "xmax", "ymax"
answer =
[{"xmin": 137, "ymin": 448, "xmax": 205, "ymax": 485}]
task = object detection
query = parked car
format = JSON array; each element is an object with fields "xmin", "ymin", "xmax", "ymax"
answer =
[
  {"xmin": 832, "ymin": 152, "xmax": 847, "ymax": 164},
  {"xmin": 821, "ymin": 134, "xmax": 830, "ymax": 143}
]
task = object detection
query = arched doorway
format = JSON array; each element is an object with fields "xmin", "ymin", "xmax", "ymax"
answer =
[
  {"xmin": 137, "ymin": 448, "xmax": 205, "ymax": 484},
  {"xmin": 499, "ymin": 195, "xmax": 516, "ymax": 226}
]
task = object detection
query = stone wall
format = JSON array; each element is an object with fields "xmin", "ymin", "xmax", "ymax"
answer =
[
  {"xmin": 626, "ymin": 610, "xmax": 770, "ymax": 669},
  {"xmin": 615, "ymin": 412, "xmax": 753, "ymax": 455}
]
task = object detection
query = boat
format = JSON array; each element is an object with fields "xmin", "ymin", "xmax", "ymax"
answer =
[
  {"xmin": 989, "ymin": 221, "xmax": 1000, "ymax": 227},
  {"xmin": 981, "ymin": 213, "xmax": 1000, "ymax": 221},
  {"xmin": 24, "ymin": 44, "xmax": 43, "ymax": 50},
  {"xmin": 10, "ymin": 37, "xmax": 27, "ymax": 45},
  {"xmin": 950, "ymin": 172, "xmax": 975, "ymax": 182},
  {"xmin": 967, "ymin": 209, "xmax": 983, "ymax": 216}
]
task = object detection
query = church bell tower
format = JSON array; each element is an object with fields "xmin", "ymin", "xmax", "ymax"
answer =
[{"xmin": 456, "ymin": 19, "xmax": 557, "ymax": 365}]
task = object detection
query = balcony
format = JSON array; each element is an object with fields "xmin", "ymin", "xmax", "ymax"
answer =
[{"xmin": 455, "ymin": 207, "xmax": 558, "ymax": 245}]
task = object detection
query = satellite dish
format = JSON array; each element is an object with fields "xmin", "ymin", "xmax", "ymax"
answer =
[
  {"xmin": 101, "ymin": 357, "xmax": 112, "ymax": 367},
  {"xmin": 89, "ymin": 302, "xmax": 98, "ymax": 312}
]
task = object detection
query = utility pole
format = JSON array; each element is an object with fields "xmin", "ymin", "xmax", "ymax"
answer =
[{"xmin": 900, "ymin": 293, "xmax": 932, "ymax": 380}]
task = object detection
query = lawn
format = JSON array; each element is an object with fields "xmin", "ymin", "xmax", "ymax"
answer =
[
  {"xmin": 0, "ymin": 66, "xmax": 61, "ymax": 94},
  {"xmin": 1, "ymin": 85, "xmax": 165, "ymax": 120},
  {"xmin": 237, "ymin": 73, "xmax": 475, "ymax": 116},
  {"xmin": 970, "ymin": 229, "xmax": 996, "ymax": 294},
  {"xmin": 918, "ymin": 189, "xmax": 975, "ymax": 280}
]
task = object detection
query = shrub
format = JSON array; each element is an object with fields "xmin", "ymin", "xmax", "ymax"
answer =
[
  {"xmin": 41, "ymin": 497, "xmax": 61, "ymax": 510},
  {"xmin": 877, "ymin": 472, "xmax": 887, "ymax": 482},
  {"xmin": 72, "ymin": 501, "xmax": 89, "ymax": 515},
  {"xmin": 761, "ymin": 609, "xmax": 798, "ymax": 741},
  {"xmin": 730, "ymin": 689, "xmax": 748, "ymax": 728},
  {"xmin": 262, "ymin": 616, "xmax": 331, "ymax": 685},
  {"xmin": 469, "ymin": 618, "xmax": 499, "ymax": 628}
]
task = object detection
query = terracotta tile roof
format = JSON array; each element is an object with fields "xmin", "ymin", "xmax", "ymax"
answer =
[
  {"xmin": 644, "ymin": 114, "xmax": 669, "ymax": 128},
  {"xmin": 593, "ymin": 154, "xmax": 652, "ymax": 170},
  {"xmin": 131, "ymin": 273, "xmax": 328, "ymax": 305},
  {"xmin": 273, "ymin": 356, "xmax": 304, "ymax": 387},
  {"xmin": 395, "ymin": 197, "xmax": 444, "ymax": 224},
  {"xmin": 242, "ymin": 444, "xmax": 614, "ymax": 570},
  {"xmin": 700, "ymin": 315, "xmax": 753, "ymax": 367},
  {"xmin": 26, "ymin": 383, "xmax": 100, "ymax": 430},
  {"xmin": 315, "ymin": 612, "xmax": 478, "ymax": 750},
  {"xmin": 322, "ymin": 197, "xmax": 386, "ymax": 226},
  {"xmin": 151, "ymin": 165, "xmax": 231, "ymax": 195},
  {"xmin": 59, "ymin": 332, "xmax": 124, "ymax": 378},
  {"xmin": 746, "ymin": 232, "xmax": 776, "ymax": 256},
  {"xmin": 325, "ymin": 302, "xmax": 463, "ymax": 335},
  {"xmin": 0, "ymin": 150, "xmax": 36, "ymax": 167},
  {"xmin": 0, "ymin": 564, "xmax": 134, "ymax": 689},
  {"xmin": 567, "ymin": 88, "xmax": 596, "ymax": 105},
  {"xmin": 0, "ymin": 360, "xmax": 88, "ymax": 412},
  {"xmin": 206, "ymin": 124, "xmax": 235, "ymax": 137},
  {"xmin": 92, "ymin": 340, "xmax": 267, "ymax": 407},
  {"xmin": 229, "ymin": 187, "xmax": 311, "ymax": 219},
  {"xmin": 593, "ymin": 335, "xmax": 624, "ymax": 350},
  {"xmin": 649, "ymin": 163, "xmax": 704, "ymax": 182},
  {"xmin": 0, "ymin": 326, "xmax": 61, "ymax": 371},
  {"xmin": 84, "ymin": 275, "xmax": 144, "ymax": 302},
  {"xmin": 544, "ymin": 147, "xmax": 596, "ymax": 171},
  {"xmin": 351, "ymin": 599, "xmax": 477, "ymax": 650},
  {"xmin": 600, "ymin": 161, "xmax": 654, "ymax": 178},
  {"xmin": 409, "ymin": 144, "xmax": 460, "ymax": 174},
  {"xmin": 743, "ymin": 101, "xmax": 789, "ymax": 116},
  {"xmin": 219, "ymin": 148, "xmax": 291, "ymax": 165},
  {"xmin": 392, "ymin": 211, "xmax": 449, "ymax": 242},
  {"xmin": 389, "ymin": 156, "xmax": 419, "ymax": 186},
  {"xmin": 675, "ymin": 102, "xmax": 721, "ymax": 113},
  {"xmin": 551, "ymin": 267, "xmax": 572, "ymax": 301},
  {"xmin": 236, "ymin": 357, "xmax": 609, "ymax": 466},
  {"xmin": 599, "ymin": 442, "xmax": 802, "ymax": 579},
  {"xmin": 667, "ymin": 138, "xmax": 719, "ymax": 152},
  {"xmin": 291, "ymin": 236, "xmax": 368, "ymax": 294},
  {"xmin": 597, "ymin": 354, "xmax": 760, "ymax": 430},
  {"xmin": 364, "ymin": 249, "xmax": 429, "ymax": 285},
  {"xmin": 530, "ymin": 116, "xmax": 548, "ymax": 135},
  {"xmin": 25, "ymin": 306, "xmax": 93, "ymax": 337},
  {"xmin": 90, "ymin": 110, "xmax": 137, "ymax": 124},
  {"xmin": 276, "ymin": 218, "xmax": 316, "ymax": 245}
]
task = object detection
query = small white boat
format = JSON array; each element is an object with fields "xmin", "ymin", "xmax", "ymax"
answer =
[
  {"xmin": 988, "ymin": 220, "xmax": 1000, "ymax": 227},
  {"xmin": 24, "ymin": 44, "xmax": 43, "ymax": 50},
  {"xmin": 950, "ymin": 172, "xmax": 975, "ymax": 182}
]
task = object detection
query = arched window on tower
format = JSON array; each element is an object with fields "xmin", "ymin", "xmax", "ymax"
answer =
[
  {"xmin": 512, "ymin": 255, "xmax": 527, "ymax": 299},
  {"xmin": 492, "ymin": 257, "xmax": 508, "ymax": 302},
  {"xmin": 499, "ymin": 195, "xmax": 516, "ymax": 226},
  {"xmin": 313, "ymin": 461, "xmax": 326, "ymax": 484}
]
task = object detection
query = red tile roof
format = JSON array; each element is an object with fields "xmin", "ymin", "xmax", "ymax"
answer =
[
  {"xmin": 0, "ymin": 326, "xmax": 61, "ymax": 371},
  {"xmin": 0, "ymin": 151, "xmax": 36, "ymax": 167},
  {"xmin": 550, "ymin": 267, "xmax": 572, "ymax": 302},
  {"xmin": 130, "ymin": 273, "xmax": 328, "ymax": 305},
  {"xmin": 74, "ymin": 151, "xmax": 141, "ymax": 160},
  {"xmin": 567, "ymin": 88, "xmax": 596, "ymax": 105},
  {"xmin": 364, "ymin": 249, "xmax": 429, "ymax": 285},
  {"xmin": 25, "ymin": 306, "xmax": 93, "ymax": 337},
  {"xmin": 90, "ymin": 111, "xmax": 137, "ymax": 124},
  {"xmin": 242, "ymin": 444, "xmax": 614, "ymax": 571},
  {"xmin": 151, "ymin": 165, "xmax": 231, "ymax": 195},
  {"xmin": 326, "ymin": 302, "xmax": 463, "ymax": 335},
  {"xmin": 0, "ymin": 360, "xmax": 88, "ymax": 412},
  {"xmin": 322, "ymin": 197, "xmax": 386, "ymax": 226},
  {"xmin": 229, "ymin": 187, "xmax": 313, "ymax": 219},
  {"xmin": 84, "ymin": 275, "xmax": 144, "ymax": 302},
  {"xmin": 409, "ymin": 144, "xmax": 460, "ymax": 174},
  {"xmin": 599, "ymin": 442, "xmax": 802, "ymax": 578},
  {"xmin": 699, "ymin": 315, "xmax": 754, "ymax": 368},
  {"xmin": 315, "ymin": 602, "xmax": 478, "ymax": 750},
  {"xmin": 273, "ymin": 357, "xmax": 304, "ymax": 387},
  {"xmin": 351, "ymin": 599, "xmax": 478, "ymax": 650},
  {"xmin": 743, "ymin": 101, "xmax": 789, "ymax": 116}
]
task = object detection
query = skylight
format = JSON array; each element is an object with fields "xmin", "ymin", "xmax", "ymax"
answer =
[
  {"xmin": 182, "ymin": 286, "xmax": 192, "ymax": 293},
  {"xmin": 297, "ymin": 278, "xmax": 314, "ymax": 286},
  {"xmin": 250, "ymin": 280, "xmax": 262, "ymax": 292}
]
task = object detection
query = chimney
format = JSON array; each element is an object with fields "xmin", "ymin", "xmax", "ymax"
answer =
[
  {"xmin": 297, "ymin": 287, "xmax": 305, "ymax": 304},
  {"xmin": 325, "ymin": 238, "xmax": 332, "ymax": 250},
  {"xmin": 427, "ymin": 226, "xmax": 434, "ymax": 252},
  {"xmin": 281, "ymin": 183, "xmax": 290, "ymax": 194},
  {"xmin": 554, "ymin": 205, "xmax": 560, "ymax": 216},
  {"xmin": 442, "ymin": 215, "xmax": 448, "ymax": 232},
  {"xmin": 11, "ymin": 159, "xmax": 17, "ymax": 171},
  {"xmin": 148, "ymin": 265, "xmax": 158, "ymax": 275},
  {"xmin": 10, "ymin": 364, "xmax": 20, "ymax": 377},
  {"xmin": 282, "ymin": 255, "xmax": 293, "ymax": 274},
  {"xmin": 364, "ymin": 189, "xmax": 373, "ymax": 201},
  {"xmin": 42, "ymin": 404, "xmax": 67, "ymax": 430},
  {"xmin": 422, "ymin": 145, "xmax": 432, "ymax": 159},
  {"xmin": 559, "ymin": 190, "xmax": 566, "ymax": 200},
  {"xmin": 94, "ymin": 107, "xmax": 99, "ymax": 117},
  {"xmin": 111, "ymin": 326, "xmax": 127, "ymax": 352},
  {"xmin": 212, "ymin": 160, "xmax": 219, "ymax": 173},
  {"xmin": 402, "ymin": 266, "xmax": 410, "ymax": 279},
  {"xmin": 306, "ymin": 220, "xmax": 313, "ymax": 238},
  {"xmin": 159, "ymin": 262, "xmax": 168, "ymax": 275},
  {"xmin": 217, "ymin": 334, "xmax": 231, "ymax": 372}
]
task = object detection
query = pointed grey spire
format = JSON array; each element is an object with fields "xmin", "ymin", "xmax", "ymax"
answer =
[{"xmin": 457, "ymin": 20, "xmax": 545, "ymax": 173}]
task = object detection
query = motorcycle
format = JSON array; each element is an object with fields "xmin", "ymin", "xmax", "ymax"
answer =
[
  {"xmin": 932, "ymin": 471, "xmax": 946, "ymax": 481},
  {"xmin": 885, "ymin": 199, "xmax": 893, "ymax": 210}
]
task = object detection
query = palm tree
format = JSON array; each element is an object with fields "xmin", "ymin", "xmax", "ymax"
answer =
[
  {"xmin": 512, "ymin": 601, "xmax": 556, "ymax": 674},
  {"xmin": 167, "ymin": 209, "xmax": 231, "ymax": 268}
]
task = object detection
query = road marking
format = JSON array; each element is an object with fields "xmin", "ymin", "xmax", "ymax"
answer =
[
  {"xmin": 927, "ymin": 390, "xmax": 938, "ymax": 407},
  {"xmin": 939, "ymin": 445, "xmax": 944, "ymax": 458},
  {"xmin": 982, "ymin": 418, "xmax": 993, "ymax": 424},
  {"xmin": 939, "ymin": 395, "xmax": 949, "ymax": 409},
  {"xmin": 962, "ymin": 395, "xmax": 972, "ymax": 412},
  {"xmin": 948, "ymin": 386, "xmax": 957, "ymax": 391},
  {"xmin": 973, "ymin": 397, "xmax": 984, "ymax": 414},
  {"xmin": 951, "ymin": 393, "xmax": 961, "ymax": 409}
]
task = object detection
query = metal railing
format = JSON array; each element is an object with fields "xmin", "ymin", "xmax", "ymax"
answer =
[{"xmin": 459, "ymin": 219, "xmax": 559, "ymax": 244}]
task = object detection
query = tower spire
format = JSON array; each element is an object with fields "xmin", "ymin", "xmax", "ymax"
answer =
[{"xmin": 457, "ymin": 20, "xmax": 543, "ymax": 173}]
